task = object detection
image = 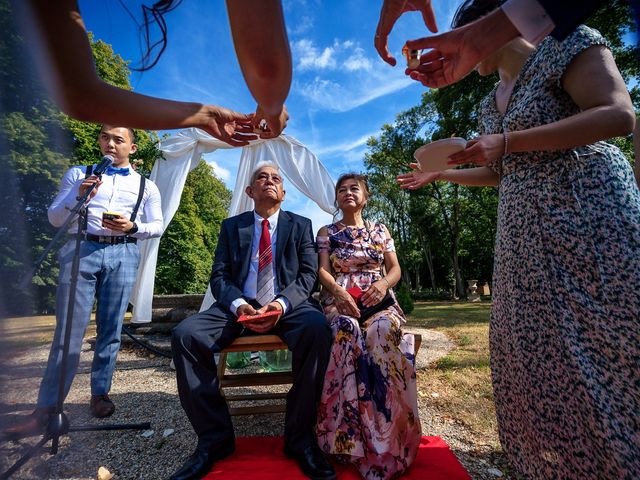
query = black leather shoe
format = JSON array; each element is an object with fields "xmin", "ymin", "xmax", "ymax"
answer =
[
  {"xmin": 284, "ymin": 443, "xmax": 336, "ymax": 480},
  {"xmin": 169, "ymin": 442, "xmax": 235, "ymax": 480}
]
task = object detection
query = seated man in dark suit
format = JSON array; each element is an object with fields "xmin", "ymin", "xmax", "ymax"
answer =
[{"xmin": 170, "ymin": 163, "xmax": 335, "ymax": 480}]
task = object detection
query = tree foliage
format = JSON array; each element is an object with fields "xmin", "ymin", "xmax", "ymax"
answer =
[
  {"xmin": 155, "ymin": 161, "xmax": 231, "ymax": 294},
  {"xmin": 0, "ymin": 1, "xmax": 164, "ymax": 314},
  {"xmin": 363, "ymin": 2, "xmax": 637, "ymax": 298}
]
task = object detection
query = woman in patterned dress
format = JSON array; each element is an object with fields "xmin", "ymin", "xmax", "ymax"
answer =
[
  {"xmin": 316, "ymin": 173, "xmax": 421, "ymax": 479},
  {"xmin": 397, "ymin": 1, "xmax": 640, "ymax": 478}
]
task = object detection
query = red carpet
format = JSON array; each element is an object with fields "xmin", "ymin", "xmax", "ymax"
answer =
[{"xmin": 203, "ymin": 436, "xmax": 470, "ymax": 479}]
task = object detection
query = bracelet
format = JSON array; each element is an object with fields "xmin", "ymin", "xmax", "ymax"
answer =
[
  {"xmin": 382, "ymin": 277, "xmax": 390, "ymax": 288},
  {"xmin": 503, "ymin": 131, "xmax": 510, "ymax": 156}
]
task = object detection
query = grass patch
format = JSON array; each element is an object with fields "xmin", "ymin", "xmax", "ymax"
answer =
[{"xmin": 408, "ymin": 301, "xmax": 499, "ymax": 446}]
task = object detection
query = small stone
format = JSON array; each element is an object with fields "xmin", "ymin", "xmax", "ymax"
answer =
[
  {"xmin": 431, "ymin": 392, "xmax": 440, "ymax": 398},
  {"xmin": 97, "ymin": 466, "xmax": 113, "ymax": 480},
  {"xmin": 418, "ymin": 390, "xmax": 427, "ymax": 397},
  {"xmin": 141, "ymin": 430, "xmax": 154, "ymax": 438},
  {"xmin": 163, "ymin": 429, "xmax": 174, "ymax": 437},
  {"xmin": 487, "ymin": 467, "xmax": 503, "ymax": 477}
]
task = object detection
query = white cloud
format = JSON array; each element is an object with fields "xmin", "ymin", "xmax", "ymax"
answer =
[
  {"xmin": 293, "ymin": 39, "xmax": 337, "ymax": 71},
  {"xmin": 288, "ymin": 15, "xmax": 314, "ymax": 36},
  {"xmin": 296, "ymin": 74, "xmax": 413, "ymax": 113},
  {"xmin": 292, "ymin": 39, "xmax": 374, "ymax": 72},
  {"xmin": 204, "ymin": 158, "xmax": 231, "ymax": 182},
  {"xmin": 314, "ymin": 131, "xmax": 375, "ymax": 156},
  {"xmin": 343, "ymin": 47, "xmax": 372, "ymax": 72}
]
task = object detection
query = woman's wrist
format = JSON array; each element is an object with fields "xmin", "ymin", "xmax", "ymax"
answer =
[{"xmin": 381, "ymin": 277, "xmax": 390, "ymax": 289}]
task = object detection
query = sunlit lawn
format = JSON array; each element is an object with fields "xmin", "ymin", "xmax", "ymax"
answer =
[{"xmin": 407, "ymin": 301, "xmax": 499, "ymax": 447}]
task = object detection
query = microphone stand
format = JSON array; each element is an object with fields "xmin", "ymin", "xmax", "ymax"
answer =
[{"xmin": 2, "ymin": 177, "xmax": 150, "ymax": 479}]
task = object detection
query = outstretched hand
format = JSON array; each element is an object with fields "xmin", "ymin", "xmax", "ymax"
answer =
[
  {"xmin": 396, "ymin": 163, "xmax": 441, "ymax": 189},
  {"xmin": 404, "ymin": 8, "xmax": 519, "ymax": 88},
  {"xmin": 253, "ymin": 105, "xmax": 289, "ymax": 139},
  {"xmin": 404, "ymin": 25, "xmax": 480, "ymax": 88},
  {"xmin": 201, "ymin": 105, "xmax": 258, "ymax": 146},
  {"xmin": 375, "ymin": 0, "xmax": 437, "ymax": 66}
]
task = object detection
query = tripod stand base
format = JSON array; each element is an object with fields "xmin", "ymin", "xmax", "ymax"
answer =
[{"xmin": 1, "ymin": 415, "xmax": 152, "ymax": 479}]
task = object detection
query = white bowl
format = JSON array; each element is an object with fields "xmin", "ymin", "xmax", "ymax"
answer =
[{"xmin": 413, "ymin": 137, "xmax": 467, "ymax": 172}]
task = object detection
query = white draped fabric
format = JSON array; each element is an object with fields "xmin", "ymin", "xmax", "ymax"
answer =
[{"xmin": 130, "ymin": 128, "xmax": 335, "ymax": 323}]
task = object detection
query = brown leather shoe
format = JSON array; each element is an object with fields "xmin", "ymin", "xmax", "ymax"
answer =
[
  {"xmin": 4, "ymin": 407, "xmax": 53, "ymax": 440},
  {"xmin": 90, "ymin": 394, "xmax": 115, "ymax": 418}
]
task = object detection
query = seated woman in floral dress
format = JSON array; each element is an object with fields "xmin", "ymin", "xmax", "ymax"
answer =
[{"xmin": 316, "ymin": 173, "xmax": 421, "ymax": 480}]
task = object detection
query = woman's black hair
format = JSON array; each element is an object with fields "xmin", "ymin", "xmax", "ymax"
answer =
[
  {"xmin": 451, "ymin": 0, "xmax": 504, "ymax": 29},
  {"xmin": 117, "ymin": 0, "xmax": 184, "ymax": 71}
]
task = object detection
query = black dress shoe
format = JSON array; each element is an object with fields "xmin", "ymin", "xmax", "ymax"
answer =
[
  {"xmin": 169, "ymin": 442, "xmax": 235, "ymax": 480},
  {"xmin": 284, "ymin": 443, "xmax": 336, "ymax": 480}
]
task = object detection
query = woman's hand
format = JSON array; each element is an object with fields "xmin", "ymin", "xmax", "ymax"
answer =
[
  {"xmin": 375, "ymin": 0, "xmax": 437, "ymax": 66},
  {"xmin": 333, "ymin": 287, "xmax": 361, "ymax": 318},
  {"xmin": 200, "ymin": 105, "xmax": 258, "ymax": 146},
  {"xmin": 396, "ymin": 163, "xmax": 441, "ymax": 189},
  {"xmin": 360, "ymin": 280, "xmax": 389, "ymax": 308},
  {"xmin": 447, "ymin": 134, "xmax": 504, "ymax": 167}
]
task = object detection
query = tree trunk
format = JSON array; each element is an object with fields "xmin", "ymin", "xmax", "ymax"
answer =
[{"xmin": 417, "ymin": 230, "xmax": 436, "ymax": 289}]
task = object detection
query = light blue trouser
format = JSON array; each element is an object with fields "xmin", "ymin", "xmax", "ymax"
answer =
[{"xmin": 37, "ymin": 239, "xmax": 140, "ymax": 408}]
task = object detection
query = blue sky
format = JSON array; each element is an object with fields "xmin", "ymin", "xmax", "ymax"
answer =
[{"xmin": 78, "ymin": 0, "xmax": 459, "ymax": 231}]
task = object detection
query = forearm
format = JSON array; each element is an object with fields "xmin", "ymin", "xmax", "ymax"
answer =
[
  {"xmin": 319, "ymin": 268, "xmax": 340, "ymax": 294},
  {"xmin": 467, "ymin": 9, "xmax": 521, "ymax": 66},
  {"xmin": 48, "ymin": 168, "xmax": 83, "ymax": 227},
  {"xmin": 21, "ymin": 0, "xmax": 211, "ymax": 130},
  {"xmin": 226, "ymin": 0, "xmax": 291, "ymax": 116},
  {"xmin": 381, "ymin": 265, "xmax": 401, "ymax": 289},
  {"xmin": 440, "ymin": 167, "xmax": 499, "ymax": 187},
  {"xmin": 508, "ymin": 105, "xmax": 636, "ymax": 154},
  {"xmin": 60, "ymin": 83, "xmax": 211, "ymax": 131}
]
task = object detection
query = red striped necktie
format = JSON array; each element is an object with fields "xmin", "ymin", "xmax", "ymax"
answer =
[{"xmin": 256, "ymin": 219, "xmax": 275, "ymax": 306}]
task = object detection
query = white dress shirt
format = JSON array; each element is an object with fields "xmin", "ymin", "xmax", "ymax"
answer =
[
  {"xmin": 502, "ymin": 0, "xmax": 555, "ymax": 45},
  {"xmin": 48, "ymin": 164, "xmax": 163, "ymax": 240},
  {"xmin": 230, "ymin": 210, "xmax": 290, "ymax": 315}
]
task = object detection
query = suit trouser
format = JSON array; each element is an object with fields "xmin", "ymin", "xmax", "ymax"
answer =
[
  {"xmin": 37, "ymin": 240, "xmax": 140, "ymax": 408},
  {"xmin": 172, "ymin": 299, "xmax": 331, "ymax": 452}
]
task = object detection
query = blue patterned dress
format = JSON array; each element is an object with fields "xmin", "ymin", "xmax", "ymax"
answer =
[
  {"xmin": 483, "ymin": 26, "xmax": 640, "ymax": 479},
  {"xmin": 315, "ymin": 222, "xmax": 421, "ymax": 480}
]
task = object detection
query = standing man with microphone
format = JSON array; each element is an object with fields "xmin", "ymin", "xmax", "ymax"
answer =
[{"xmin": 6, "ymin": 125, "xmax": 163, "ymax": 438}]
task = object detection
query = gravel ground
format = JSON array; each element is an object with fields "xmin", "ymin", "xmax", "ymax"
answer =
[{"xmin": 0, "ymin": 324, "xmax": 512, "ymax": 480}]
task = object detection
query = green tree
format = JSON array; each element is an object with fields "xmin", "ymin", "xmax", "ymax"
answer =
[
  {"xmin": 155, "ymin": 160, "xmax": 231, "ymax": 294},
  {"xmin": 0, "ymin": 1, "xmax": 160, "ymax": 314}
]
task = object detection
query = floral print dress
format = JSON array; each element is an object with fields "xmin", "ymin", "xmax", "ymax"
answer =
[
  {"xmin": 483, "ymin": 26, "xmax": 640, "ymax": 479},
  {"xmin": 315, "ymin": 222, "xmax": 421, "ymax": 480}
]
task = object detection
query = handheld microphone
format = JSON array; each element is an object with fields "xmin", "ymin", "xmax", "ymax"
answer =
[{"xmin": 92, "ymin": 155, "xmax": 115, "ymax": 176}]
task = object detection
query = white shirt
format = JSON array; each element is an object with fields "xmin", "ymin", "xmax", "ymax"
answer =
[
  {"xmin": 48, "ymin": 164, "xmax": 163, "ymax": 240},
  {"xmin": 230, "ymin": 210, "xmax": 289, "ymax": 315},
  {"xmin": 502, "ymin": 0, "xmax": 555, "ymax": 45}
]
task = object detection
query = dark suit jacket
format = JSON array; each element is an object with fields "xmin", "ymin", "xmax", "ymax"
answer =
[{"xmin": 210, "ymin": 210, "xmax": 318, "ymax": 312}]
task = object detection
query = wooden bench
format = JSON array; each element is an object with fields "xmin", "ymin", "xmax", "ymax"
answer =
[{"xmin": 217, "ymin": 333, "xmax": 422, "ymax": 416}]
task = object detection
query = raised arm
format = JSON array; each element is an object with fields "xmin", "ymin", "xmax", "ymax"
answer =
[
  {"xmin": 447, "ymin": 46, "xmax": 635, "ymax": 168},
  {"xmin": 17, "ymin": 0, "xmax": 256, "ymax": 146},
  {"xmin": 226, "ymin": 0, "xmax": 292, "ymax": 138},
  {"xmin": 397, "ymin": 163, "xmax": 499, "ymax": 189}
]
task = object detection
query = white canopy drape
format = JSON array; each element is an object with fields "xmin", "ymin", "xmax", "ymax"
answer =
[{"xmin": 130, "ymin": 128, "xmax": 335, "ymax": 323}]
